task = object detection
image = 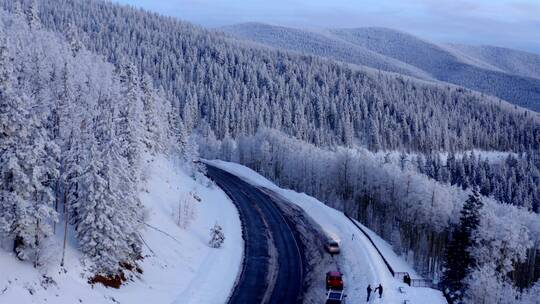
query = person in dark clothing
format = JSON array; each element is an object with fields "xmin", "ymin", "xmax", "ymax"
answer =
[
  {"xmin": 377, "ymin": 284, "xmax": 383, "ymax": 298},
  {"xmin": 366, "ymin": 284, "xmax": 372, "ymax": 302},
  {"xmin": 404, "ymin": 274, "xmax": 411, "ymax": 286}
]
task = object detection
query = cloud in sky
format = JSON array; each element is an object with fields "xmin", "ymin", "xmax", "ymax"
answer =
[{"xmin": 114, "ymin": 0, "xmax": 540, "ymax": 53}]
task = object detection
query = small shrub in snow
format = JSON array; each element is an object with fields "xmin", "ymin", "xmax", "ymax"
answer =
[
  {"xmin": 40, "ymin": 275, "xmax": 56, "ymax": 290},
  {"xmin": 209, "ymin": 224, "xmax": 225, "ymax": 249}
]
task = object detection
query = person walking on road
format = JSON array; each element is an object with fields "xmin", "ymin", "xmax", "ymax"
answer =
[
  {"xmin": 366, "ymin": 284, "xmax": 372, "ymax": 302},
  {"xmin": 377, "ymin": 283, "xmax": 383, "ymax": 298}
]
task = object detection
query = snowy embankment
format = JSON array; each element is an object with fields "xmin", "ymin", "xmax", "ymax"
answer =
[
  {"xmin": 0, "ymin": 155, "xmax": 242, "ymax": 304},
  {"xmin": 207, "ymin": 160, "xmax": 446, "ymax": 304},
  {"xmin": 352, "ymin": 220, "xmax": 423, "ymax": 279}
]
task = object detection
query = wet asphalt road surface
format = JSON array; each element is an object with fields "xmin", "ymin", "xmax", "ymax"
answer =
[{"xmin": 205, "ymin": 165, "xmax": 304, "ymax": 304}]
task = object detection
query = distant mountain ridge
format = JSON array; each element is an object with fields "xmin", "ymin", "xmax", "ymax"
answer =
[
  {"xmin": 445, "ymin": 44, "xmax": 540, "ymax": 79},
  {"xmin": 222, "ymin": 23, "xmax": 434, "ymax": 80},
  {"xmin": 223, "ymin": 23, "xmax": 540, "ymax": 112}
]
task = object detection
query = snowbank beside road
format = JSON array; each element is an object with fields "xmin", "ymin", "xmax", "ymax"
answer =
[
  {"xmin": 0, "ymin": 155, "xmax": 242, "ymax": 304},
  {"xmin": 206, "ymin": 159, "xmax": 446, "ymax": 304},
  {"xmin": 353, "ymin": 219, "xmax": 422, "ymax": 279}
]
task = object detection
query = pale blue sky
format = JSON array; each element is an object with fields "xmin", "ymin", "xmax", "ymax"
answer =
[{"xmin": 114, "ymin": 0, "xmax": 540, "ymax": 53}]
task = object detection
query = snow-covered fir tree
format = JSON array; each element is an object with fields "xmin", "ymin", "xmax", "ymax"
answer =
[
  {"xmin": 116, "ymin": 61, "xmax": 145, "ymax": 183},
  {"xmin": 0, "ymin": 31, "xmax": 58, "ymax": 265},
  {"xmin": 441, "ymin": 191, "xmax": 484, "ymax": 302},
  {"xmin": 209, "ymin": 223, "xmax": 225, "ymax": 249},
  {"xmin": 99, "ymin": 95, "xmax": 143, "ymax": 263}
]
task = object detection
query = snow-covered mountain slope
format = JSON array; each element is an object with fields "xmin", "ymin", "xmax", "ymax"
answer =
[
  {"xmin": 23, "ymin": 0, "xmax": 539, "ymax": 154},
  {"xmin": 0, "ymin": 155, "xmax": 242, "ymax": 304},
  {"xmin": 206, "ymin": 160, "xmax": 447, "ymax": 304},
  {"xmin": 222, "ymin": 23, "xmax": 434, "ymax": 80},
  {"xmin": 445, "ymin": 44, "xmax": 540, "ymax": 80},
  {"xmin": 329, "ymin": 27, "xmax": 534, "ymax": 75},
  {"xmin": 223, "ymin": 24, "xmax": 540, "ymax": 112},
  {"xmin": 329, "ymin": 27, "xmax": 465, "ymax": 74}
]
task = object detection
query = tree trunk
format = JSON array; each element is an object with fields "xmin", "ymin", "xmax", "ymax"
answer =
[
  {"xmin": 34, "ymin": 220, "xmax": 40, "ymax": 268},
  {"xmin": 14, "ymin": 235, "xmax": 24, "ymax": 260},
  {"xmin": 61, "ymin": 190, "xmax": 69, "ymax": 267}
]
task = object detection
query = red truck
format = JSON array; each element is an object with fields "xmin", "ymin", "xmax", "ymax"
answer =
[{"xmin": 326, "ymin": 271, "xmax": 344, "ymax": 290}]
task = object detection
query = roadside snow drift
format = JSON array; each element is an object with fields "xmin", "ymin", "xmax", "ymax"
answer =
[
  {"xmin": 0, "ymin": 155, "xmax": 242, "ymax": 304},
  {"xmin": 206, "ymin": 159, "xmax": 446, "ymax": 304}
]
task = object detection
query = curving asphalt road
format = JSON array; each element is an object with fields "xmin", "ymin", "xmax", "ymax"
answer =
[{"xmin": 205, "ymin": 164, "xmax": 304, "ymax": 304}]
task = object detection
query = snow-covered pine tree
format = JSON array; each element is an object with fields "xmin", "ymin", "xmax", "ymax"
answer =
[
  {"xmin": 26, "ymin": 0, "xmax": 41, "ymax": 29},
  {"xmin": 367, "ymin": 116, "xmax": 381, "ymax": 152},
  {"xmin": 464, "ymin": 263, "xmax": 519, "ymax": 304},
  {"xmin": 65, "ymin": 23, "xmax": 82, "ymax": 57},
  {"xmin": 182, "ymin": 92, "xmax": 198, "ymax": 133},
  {"xmin": 74, "ymin": 126, "xmax": 124, "ymax": 273},
  {"xmin": 70, "ymin": 86, "xmax": 142, "ymax": 275},
  {"xmin": 49, "ymin": 61, "xmax": 74, "ymax": 237},
  {"xmin": 116, "ymin": 61, "xmax": 145, "ymax": 184},
  {"xmin": 140, "ymin": 73, "xmax": 168, "ymax": 154},
  {"xmin": 168, "ymin": 109, "xmax": 202, "ymax": 174},
  {"xmin": 25, "ymin": 109, "xmax": 59, "ymax": 267},
  {"xmin": 441, "ymin": 190, "xmax": 484, "ymax": 302},
  {"xmin": 209, "ymin": 223, "xmax": 225, "ymax": 249},
  {"xmin": 99, "ymin": 95, "xmax": 143, "ymax": 263},
  {"xmin": 12, "ymin": 0, "xmax": 23, "ymax": 18},
  {"xmin": 0, "ymin": 31, "xmax": 21, "ymax": 245},
  {"xmin": 2, "ymin": 100, "xmax": 57, "ymax": 264},
  {"xmin": 0, "ymin": 33, "xmax": 57, "ymax": 264},
  {"xmin": 170, "ymin": 112, "xmax": 188, "ymax": 156},
  {"xmin": 60, "ymin": 128, "xmax": 83, "ymax": 267}
]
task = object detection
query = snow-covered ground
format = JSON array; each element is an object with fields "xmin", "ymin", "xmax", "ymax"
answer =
[
  {"xmin": 207, "ymin": 159, "xmax": 446, "ymax": 304},
  {"xmin": 355, "ymin": 220, "xmax": 422, "ymax": 279},
  {"xmin": 0, "ymin": 155, "xmax": 242, "ymax": 304}
]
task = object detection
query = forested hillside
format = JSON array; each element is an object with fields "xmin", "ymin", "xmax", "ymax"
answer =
[
  {"xmin": 222, "ymin": 23, "xmax": 434, "ymax": 80},
  {"xmin": 332, "ymin": 27, "xmax": 540, "ymax": 112},
  {"xmin": 0, "ymin": 5, "xmax": 196, "ymax": 281},
  {"xmin": 6, "ymin": 0, "xmax": 538, "ymax": 154},
  {"xmin": 334, "ymin": 28, "xmax": 540, "ymax": 111},
  {"xmin": 412, "ymin": 151, "xmax": 540, "ymax": 213},
  {"xmin": 223, "ymin": 23, "xmax": 540, "ymax": 112}
]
